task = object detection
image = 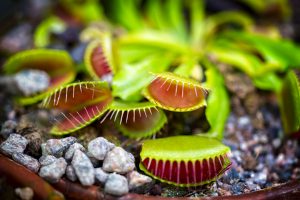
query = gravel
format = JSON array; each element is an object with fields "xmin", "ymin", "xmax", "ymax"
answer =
[
  {"xmin": 38, "ymin": 157, "xmax": 67, "ymax": 183},
  {"xmin": 0, "ymin": 120, "xmax": 17, "ymax": 139},
  {"xmin": 0, "ymin": 134, "xmax": 28, "ymax": 156},
  {"xmin": 104, "ymin": 173, "xmax": 129, "ymax": 196},
  {"xmin": 127, "ymin": 171, "xmax": 152, "ymax": 190},
  {"xmin": 94, "ymin": 168, "xmax": 109, "ymax": 184},
  {"xmin": 87, "ymin": 137, "xmax": 115, "ymax": 160},
  {"xmin": 23, "ymin": 131, "xmax": 42, "ymax": 157},
  {"xmin": 14, "ymin": 70, "xmax": 50, "ymax": 96},
  {"xmin": 43, "ymin": 137, "xmax": 77, "ymax": 157},
  {"xmin": 15, "ymin": 187, "xmax": 34, "ymax": 200},
  {"xmin": 39, "ymin": 155, "xmax": 57, "ymax": 166},
  {"xmin": 66, "ymin": 165, "xmax": 77, "ymax": 182},
  {"xmin": 72, "ymin": 149, "xmax": 95, "ymax": 186},
  {"xmin": 12, "ymin": 153, "xmax": 40, "ymax": 173},
  {"xmin": 65, "ymin": 143, "xmax": 85, "ymax": 161},
  {"xmin": 102, "ymin": 147, "xmax": 135, "ymax": 174}
]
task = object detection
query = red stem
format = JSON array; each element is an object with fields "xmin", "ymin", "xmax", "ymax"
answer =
[
  {"xmin": 0, "ymin": 154, "xmax": 64, "ymax": 200},
  {"xmin": 1, "ymin": 154, "xmax": 300, "ymax": 200}
]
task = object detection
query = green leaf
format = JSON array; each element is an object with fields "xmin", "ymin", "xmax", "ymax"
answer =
[
  {"xmin": 204, "ymin": 64, "xmax": 230, "ymax": 140},
  {"xmin": 145, "ymin": 0, "xmax": 169, "ymax": 30},
  {"xmin": 223, "ymin": 31, "xmax": 300, "ymax": 70},
  {"xmin": 278, "ymin": 70, "xmax": 300, "ymax": 136},
  {"xmin": 112, "ymin": 53, "xmax": 174, "ymax": 101},
  {"xmin": 205, "ymin": 11, "xmax": 253, "ymax": 32},
  {"xmin": 188, "ymin": 0, "xmax": 205, "ymax": 45},
  {"xmin": 209, "ymin": 45, "xmax": 262, "ymax": 77},
  {"xmin": 252, "ymin": 72, "xmax": 282, "ymax": 91},
  {"xmin": 165, "ymin": 0, "xmax": 187, "ymax": 41},
  {"xmin": 106, "ymin": 0, "xmax": 143, "ymax": 30},
  {"xmin": 60, "ymin": 0, "xmax": 102, "ymax": 24},
  {"xmin": 119, "ymin": 31, "xmax": 189, "ymax": 54},
  {"xmin": 173, "ymin": 58, "xmax": 198, "ymax": 77},
  {"xmin": 34, "ymin": 16, "xmax": 66, "ymax": 48},
  {"xmin": 209, "ymin": 44, "xmax": 282, "ymax": 91}
]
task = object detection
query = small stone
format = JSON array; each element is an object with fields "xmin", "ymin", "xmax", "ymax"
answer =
[
  {"xmin": 94, "ymin": 168, "xmax": 109, "ymax": 184},
  {"xmin": 24, "ymin": 131, "xmax": 42, "ymax": 157},
  {"xmin": 104, "ymin": 173, "xmax": 129, "ymax": 196},
  {"xmin": 12, "ymin": 153, "xmax": 40, "ymax": 173},
  {"xmin": 231, "ymin": 182, "xmax": 245, "ymax": 195},
  {"xmin": 222, "ymin": 168, "xmax": 241, "ymax": 184},
  {"xmin": 65, "ymin": 143, "xmax": 85, "ymax": 161},
  {"xmin": 242, "ymin": 153, "xmax": 257, "ymax": 170},
  {"xmin": 0, "ymin": 134, "xmax": 28, "ymax": 156},
  {"xmin": 87, "ymin": 153, "xmax": 101, "ymax": 168},
  {"xmin": 0, "ymin": 120, "xmax": 17, "ymax": 138},
  {"xmin": 41, "ymin": 143, "xmax": 47, "ymax": 155},
  {"xmin": 14, "ymin": 70, "xmax": 50, "ymax": 96},
  {"xmin": 39, "ymin": 155, "xmax": 57, "ymax": 166},
  {"xmin": 88, "ymin": 137, "xmax": 115, "ymax": 160},
  {"xmin": 15, "ymin": 187, "xmax": 34, "ymax": 200},
  {"xmin": 102, "ymin": 147, "xmax": 135, "ymax": 174},
  {"xmin": 272, "ymin": 138, "xmax": 281, "ymax": 148},
  {"xmin": 254, "ymin": 168, "xmax": 268, "ymax": 186},
  {"xmin": 237, "ymin": 116, "xmax": 251, "ymax": 129},
  {"xmin": 66, "ymin": 165, "xmax": 77, "ymax": 182},
  {"xmin": 44, "ymin": 137, "xmax": 77, "ymax": 157},
  {"xmin": 39, "ymin": 158, "xmax": 67, "ymax": 183},
  {"xmin": 218, "ymin": 187, "xmax": 232, "ymax": 196},
  {"xmin": 127, "ymin": 171, "xmax": 152, "ymax": 190},
  {"xmin": 72, "ymin": 150, "xmax": 94, "ymax": 186}
]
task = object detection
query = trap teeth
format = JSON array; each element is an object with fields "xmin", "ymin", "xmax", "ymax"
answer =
[
  {"xmin": 44, "ymin": 81, "xmax": 112, "ymax": 135},
  {"xmin": 84, "ymin": 33, "xmax": 118, "ymax": 81},
  {"xmin": 102, "ymin": 101, "xmax": 167, "ymax": 139},
  {"xmin": 140, "ymin": 135, "xmax": 231, "ymax": 187},
  {"xmin": 144, "ymin": 72, "xmax": 208, "ymax": 112}
]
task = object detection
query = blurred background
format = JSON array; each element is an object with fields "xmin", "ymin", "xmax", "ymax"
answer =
[{"xmin": 0, "ymin": 0, "xmax": 299, "ymax": 54}]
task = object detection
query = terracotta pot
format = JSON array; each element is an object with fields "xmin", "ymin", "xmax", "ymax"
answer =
[{"xmin": 1, "ymin": 154, "xmax": 299, "ymax": 200}]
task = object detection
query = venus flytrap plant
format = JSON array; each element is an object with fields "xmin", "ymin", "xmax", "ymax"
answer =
[
  {"xmin": 143, "ymin": 72, "xmax": 209, "ymax": 112},
  {"xmin": 278, "ymin": 70, "xmax": 300, "ymax": 137},
  {"xmin": 34, "ymin": 16, "xmax": 66, "ymax": 48},
  {"xmin": 103, "ymin": 100, "xmax": 167, "ymax": 138},
  {"xmin": 42, "ymin": 81, "xmax": 112, "ymax": 135},
  {"xmin": 139, "ymin": 135, "xmax": 231, "ymax": 186},
  {"xmin": 84, "ymin": 32, "xmax": 119, "ymax": 81},
  {"xmin": 3, "ymin": 49, "xmax": 76, "ymax": 105},
  {"xmin": 6, "ymin": 0, "xmax": 300, "ymax": 190}
]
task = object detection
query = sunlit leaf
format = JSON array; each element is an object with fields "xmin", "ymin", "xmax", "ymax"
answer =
[
  {"xmin": 112, "ymin": 53, "xmax": 175, "ymax": 101},
  {"xmin": 60, "ymin": 0, "xmax": 103, "ymax": 24},
  {"xmin": 105, "ymin": 0, "xmax": 143, "ymax": 30},
  {"xmin": 204, "ymin": 64, "xmax": 230, "ymax": 140},
  {"xmin": 209, "ymin": 45, "xmax": 262, "ymax": 77},
  {"xmin": 34, "ymin": 16, "xmax": 66, "ymax": 48},
  {"xmin": 188, "ymin": 0, "xmax": 205, "ymax": 45},
  {"xmin": 119, "ymin": 31, "xmax": 189, "ymax": 54},
  {"xmin": 223, "ymin": 31, "xmax": 300, "ymax": 70}
]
